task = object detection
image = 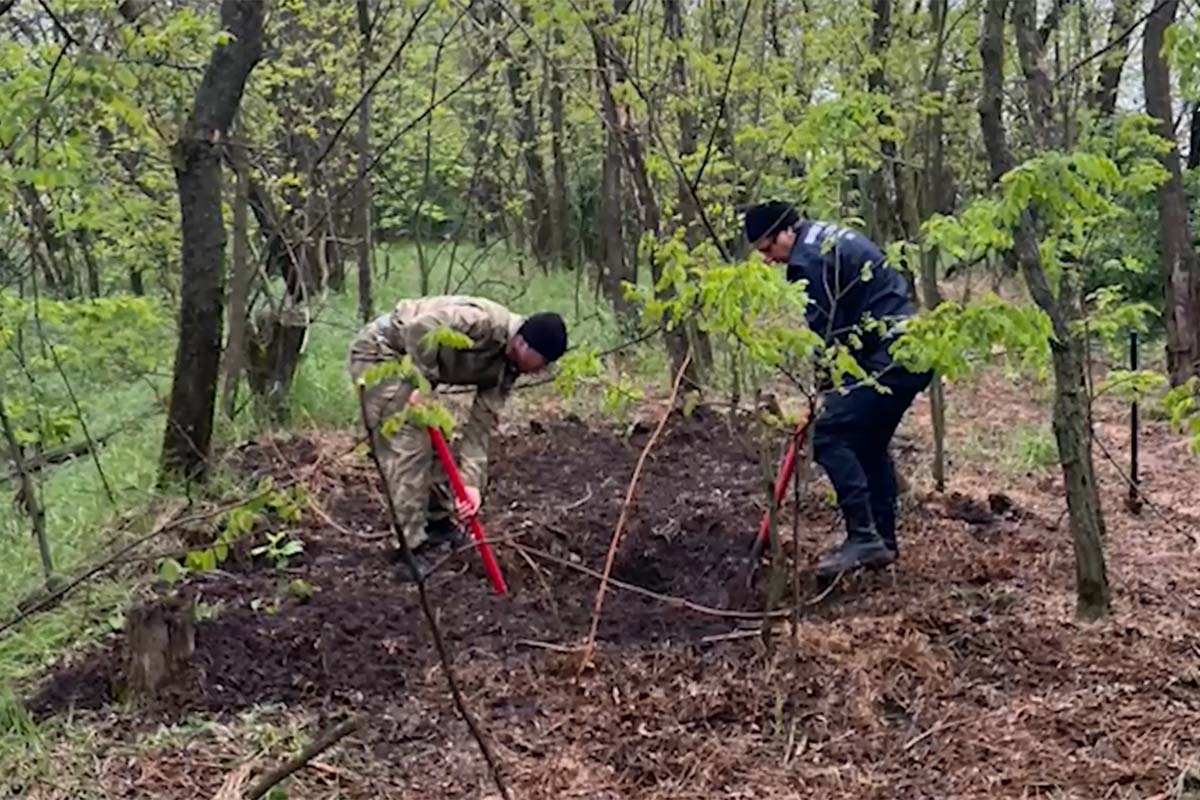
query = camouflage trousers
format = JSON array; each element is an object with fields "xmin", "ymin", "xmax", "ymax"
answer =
[{"xmin": 348, "ymin": 346, "xmax": 455, "ymax": 552}]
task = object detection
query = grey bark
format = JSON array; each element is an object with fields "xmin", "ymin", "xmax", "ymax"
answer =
[
  {"xmin": 1090, "ymin": 0, "xmax": 1136, "ymax": 119},
  {"xmin": 354, "ymin": 0, "xmax": 374, "ymax": 324},
  {"xmin": 979, "ymin": 0, "xmax": 1110, "ymax": 620},
  {"xmin": 0, "ymin": 394, "xmax": 53, "ymax": 585},
  {"xmin": 1144, "ymin": 0, "xmax": 1200, "ymax": 385},
  {"xmin": 549, "ymin": 27, "xmax": 570, "ymax": 268},
  {"xmin": 160, "ymin": 0, "xmax": 265, "ymax": 482},
  {"xmin": 220, "ymin": 139, "xmax": 251, "ymax": 420},
  {"xmin": 591, "ymin": 23, "xmax": 635, "ymax": 317},
  {"xmin": 922, "ymin": 0, "xmax": 950, "ymax": 492}
]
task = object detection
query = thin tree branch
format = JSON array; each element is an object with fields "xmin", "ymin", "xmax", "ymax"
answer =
[
  {"xmin": 689, "ymin": 0, "xmax": 752, "ymax": 194},
  {"xmin": 516, "ymin": 542, "xmax": 804, "ymax": 620},
  {"xmin": 1054, "ymin": 0, "xmax": 1173, "ymax": 88},
  {"xmin": 35, "ymin": 0, "xmax": 78, "ymax": 47},
  {"xmin": 312, "ymin": 0, "xmax": 436, "ymax": 172},
  {"xmin": 0, "ymin": 439, "xmax": 357, "ymax": 637},
  {"xmin": 1092, "ymin": 431, "xmax": 1198, "ymax": 546},
  {"xmin": 246, "ymin": 719, "xmax": 360, "ymax": 800},
  {"xmin": 35, "ymin": 335, "xmax": 117, "ymax": 506},
  {"xmin": 355, "ymin": 384, "xmax": 511, "ymax": 800},
  {"xmin": 272, "ymin": 37, "xmax": 505, "ymax": 270},
  {"xmin": 0, "ymin": 395, "xmax": 54, "ymax": 586},
  {"xmin": 579, "ymin": 349, "xmax": 692, "ymax": 672}
]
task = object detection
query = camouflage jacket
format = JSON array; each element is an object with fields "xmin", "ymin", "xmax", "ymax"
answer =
[{"xmin": 351, "ymin": 295, "xmax": 524, "ymax": 490}]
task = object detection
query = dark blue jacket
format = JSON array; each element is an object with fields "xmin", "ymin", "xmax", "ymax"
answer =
[{"xmin": 785, "ymin": 220, "xmax": 917, "ymax": 374}]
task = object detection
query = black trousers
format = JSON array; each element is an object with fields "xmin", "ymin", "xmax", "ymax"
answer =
[{"xmin": 812, "ymin": 367, "xmax": 931, "ymax": 549}]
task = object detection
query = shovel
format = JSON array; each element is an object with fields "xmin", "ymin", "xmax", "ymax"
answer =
[
  {"xmin": 745, "ymin": 418, "xmax": 812, "ymax": 586},
  {"xmin": 428, "ymin": 426, "xmax": 508, "ymax": 595}
]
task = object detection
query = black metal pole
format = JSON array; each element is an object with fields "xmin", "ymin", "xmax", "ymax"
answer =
[{"xmin": 1129, "ymin": 330, "xmax": 1142, "ymax": 514}]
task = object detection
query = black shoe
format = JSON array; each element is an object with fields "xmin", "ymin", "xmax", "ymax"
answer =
[
  {"xmin": 816, "ymin": 528, "xmax": 896, "ymax": 581},
  {"xmin": 394, "ymin": 550, "xmax": 433, "ymax": 583},
  {"xmin": 426, "ymin": 517, "xmax": 465, "ymax": 547},
  {"xmin": 880, "ymin": 532, "xmax": 899, "ymax": 559}
]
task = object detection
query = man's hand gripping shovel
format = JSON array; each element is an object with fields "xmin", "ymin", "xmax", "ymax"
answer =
[{"xmin": 427, "ymin": 426, "xmax": 508, "ymax": 595}]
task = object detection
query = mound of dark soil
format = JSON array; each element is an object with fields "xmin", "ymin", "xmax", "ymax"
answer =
[{"xmin": 24, "ymin": 406, "xmax": 1200, "ymax": 800}]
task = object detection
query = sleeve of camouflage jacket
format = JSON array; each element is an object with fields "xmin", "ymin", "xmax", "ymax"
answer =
[{"xmin": 456, "ymin": 382, "xmax": 508, "ymax": 490}]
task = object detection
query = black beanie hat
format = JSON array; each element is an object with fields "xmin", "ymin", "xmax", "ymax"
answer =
[
  {"xmin": 518, "ymin": 312, "xmax": 568, "ymax": 362},
  {"xmin": 744, "ymin": 201, "xmax": 799, "ymax": 244}
]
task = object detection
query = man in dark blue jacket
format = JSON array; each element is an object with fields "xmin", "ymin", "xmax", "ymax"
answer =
[{"xmin": 744, "ymin": 201, "xmax": 931, "ymax": 581}]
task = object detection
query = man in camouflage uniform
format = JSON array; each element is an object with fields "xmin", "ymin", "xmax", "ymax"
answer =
[{"xmin": 348, "ymin": 295, "xmax": 567, "ymax": 580}]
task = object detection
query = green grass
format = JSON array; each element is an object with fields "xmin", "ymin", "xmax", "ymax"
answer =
[
  {"xmin": 1003, "ymin": 424, "xmax": 1059, "ymax": 473},
  {"xmin": 0, "ymin": 242, "xmax": 645, "ymax": 695},
  {"xmin": 958, "ymin": 420, "xmax": 1059, "ymax": 476}
]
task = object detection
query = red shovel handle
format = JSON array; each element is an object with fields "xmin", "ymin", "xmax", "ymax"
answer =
[
  {"xmin": 754, "ymin": 419, "xmax": 812, "ymax": 548},
  {"xmin": 428, "ymin": 427, "xmax": 508, "ymax": 595}
]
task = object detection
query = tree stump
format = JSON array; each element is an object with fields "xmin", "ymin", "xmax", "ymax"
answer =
[
  {"xmin": 122, "ymin": 594, "xmax": 195, "ymax": 700},
  {"xmin": 246, "ymin": 307, "xmax": 308, "ymax": 423}
]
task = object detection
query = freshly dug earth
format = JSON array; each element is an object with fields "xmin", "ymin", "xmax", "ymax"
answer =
[{"xmin": 23, "ymin": 393, "xmax": 1200, "ymax": 799}]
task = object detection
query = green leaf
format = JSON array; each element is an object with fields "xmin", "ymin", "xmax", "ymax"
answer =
[
  {"xmin": 287, "ymin": 579, "xmax": 315, "ymax": 601},
  {"xmin": 420, "ymin": 324, "xmax": 474, "ymax": 351},
  {"xmin": 159, "ymin": 558, "xmax": 186, "ymax": 584},
  {"xmin": 279, "ymin": 540, "xmax": 304, "ymax": 557}
]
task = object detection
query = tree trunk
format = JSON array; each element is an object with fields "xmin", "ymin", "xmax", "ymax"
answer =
[
  {"xmin": 504, "ymin": 4, "xmax": 553, "ymax": 267},
  {"xmin": 592, "ymin": 28, "xmax": 635, "ymax": 318},
  {"xmin": 0, "ymin": 394, "xmax": 53, "ymax": 587},
  {"xmin": 1013, "ymin": 0, "xmax": 1054, "ymax": 149},
  {"xmin": 18, "ymin": 186, "xmax": 67, "ymax": 295},
  {"xmin": 1144, "ymin": 0, "xmax": 1200, "ymax": 385},
  {"xmin": 548, "ymin": 27, "xmax": 570, "ymax": 269},
  {"xmin": 864, "ymin": 0, "xmax": 899, "ymax": 245},
  {"xmin": 979, "ymin": 0, "xmax": 1109, "ymax": 620},
  {"xmin": 160, "ymin": 0, "xmax": 265, "ymax": 483},
  {"xmin": 76, "ymin": 231, "xmax": 101, "ymax": 298},
  {"xmin": 1090, "ymin": 0, "xmax": 1135, "ymax": 120},
  {"xmin": 1015, "ymin": 225, "xmax": 1110, "ymax": 619},
  {"xmin": 1189, "ymin": 103, "xmax": 1200, "ymax": 171},
  {"xmin": 221, "ymin": 139, "xmax": 251, "ymax": 420},
  {"xmin": 664, "ymin": 0, "xmax": 710, "ymax": 390},
  {"xmin": 921, "ymin": 0, "xmax": 950, "ymax": 493},
  {"xmin": 355, "ymin": 0, "xmax": 374, "ymax": 324}
]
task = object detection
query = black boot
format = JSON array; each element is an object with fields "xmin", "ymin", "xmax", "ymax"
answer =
[
  {"xmin": 815, "ymin": 525, "xmax": 896, "ymax": 582},
  {"xmin": 875, "ymin": 511, "xmax": 899, "ymax": 559},
  {"xmin": 426, "ymin": 516, "xmax": 465, "ymax": 547},
  {"xmin": 394, "ymin": 549, "xmax": 433, "ymax": 583}
]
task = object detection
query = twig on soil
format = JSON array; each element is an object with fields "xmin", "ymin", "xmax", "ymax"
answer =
[
  {"xmin": 515, "ymin": 543, "xmax": 798, "ymax": 620},
  {"xmin": 515, "ymin": 544, "xmax": 562, "ymax": 625},
  {"xmin": 356, "ymin": 384, "xmax": 512, "ymax": 800},
  {"xmin": 807, "ymin": 572, "xmax": 844, "ymax": 605},
  {"xmin": 901, "ymin": 714, "xmax": 963, "ymax": 752},
  {"xmin": 579, "ymin": 351, "xmax": 693, "ymax": 673},
  {"xmin": 423, "ymin": 530, "xmax": 537, "ymax": 578},
  {"xmin": 245, "ymin": 718, "xmax": 359, "ymax": 800},
  {"xmin": 700, "ymin": 628, "xmax": 762, "ymax": 644},
  {"xmin": 560, "ymin": 484, "xmax": 593, "ymax": 512},
  {"xmin": 516, "ymin": 638, "xmax": 582, "ymax": 653},
  {"xmin": 1092, "ymin": 432, "xmax": 1199, "ymax": 546},
  {"xmin": 0, "ymin": 433, "xmax": 362, "ymax": 636},
  {"xmin": 212, "ymin": 759, "xmax": 257, "ymax": 800},
  {"xmin": 305, "ymin": 493, "xmax": 380, "ymax": 540}
]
